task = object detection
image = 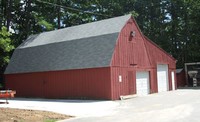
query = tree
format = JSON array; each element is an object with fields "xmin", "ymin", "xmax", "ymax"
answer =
[
  {"xmin": 166, "ymin": 0, "xmax": 200, "ymax": 67},
  {"xmin": 133, "ymin": 0, "xmax": 200, "ymax": 68},
  {"xmin": 0, "ymin": 26, "xmax": 14, "ymax": 68}
]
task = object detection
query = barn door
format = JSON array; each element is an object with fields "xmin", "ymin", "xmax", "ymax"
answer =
[
  {"xmin": 128, "ymin": 71, "xmax": 135, "ymax": 94},
  {"xmin": 157, "ymin": 64, "xmax": 169, "ymax": 92},
  {"xmin": 136, "ymin": 71, "xmax": 150, "ymax": 95}
]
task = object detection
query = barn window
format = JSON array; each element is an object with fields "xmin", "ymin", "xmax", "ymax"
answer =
[
  {"xmin": 130, "ymin": 31, "xmax": 136, "ymax": 37},
  {"xmin": 129, "ymin": 31, "xmax": 136, "ymax": 41}
]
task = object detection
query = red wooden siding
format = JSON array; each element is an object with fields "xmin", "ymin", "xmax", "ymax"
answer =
[
  {"xmin": 144, "ymin": 38, "xmax": 177, "ymax": 90},
  {"xmin": 144, "ymin": 37, "xmax": 176, "ymax": 69},
  {"xmin": 111, "ymin": 19, "xmax": 151, "ymax": 68},
  {"xmin": 110, "ymin": 18, "xmax": 176, "ymax": 100},
  {"xmin": 5, "ymin": 67, "xmax": 112, "ymax": 99},
  {"xmin": 111, "ymin": 67, "xmax": 134, "ymax": 99}
]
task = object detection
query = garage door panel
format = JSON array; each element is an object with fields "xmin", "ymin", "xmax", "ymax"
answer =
[
  {"xmin": 136, "ymin": 72, "xmax": 150, "ymax": 96},
  {"xmin": 157, "ymin": 64, "xmax": 169, "ymax": 92}
]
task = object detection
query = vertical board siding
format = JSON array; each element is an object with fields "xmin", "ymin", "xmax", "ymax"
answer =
[
  {"xmin": 144, "ymin": 38, "xmax": 176, "ymax": 91},
  {"xmin": 149, "ymin": 69, "xmax": 157, "ymax": 93},
  {"xmin": 110, "ymin": 18, "xmax": 176, "ymax": 100},
  {"xmin": 111, "ymin": 19, "xmax": 151, "ymax": 68},
  {"xmin": 144, "ymin": 37, "xmax": 176, "ymax": 69},
  {"xmin": 111, "ymin": 67, "xmax": 136, "ymax": 100},
  {"xmin": 177, "ymin": 70, "xmax": 186, "ymax": 87},
  {"xmin": 5, "ymin": 67, "xmax": 112, "ymax": 100},
  {"xmin": 128, "ymin": 71, "xmax": 135, "ymax": 94}
]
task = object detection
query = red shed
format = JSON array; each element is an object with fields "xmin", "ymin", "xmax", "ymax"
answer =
[
  {"xmin": 176, "ymin": 69, "xmax": 186, "ymax": 87},
  {"xmin": 4, "ymin": 15, "xmax": 176, "ymax": 100}
]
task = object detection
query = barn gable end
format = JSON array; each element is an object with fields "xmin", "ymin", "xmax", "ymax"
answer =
[
  {"xmin": 111, "ymin": 17, "xmax": 151, "ymax": 68},
  {"xmin": 110, "ymin": 17, "xmax": 176, "ymax": 100}
]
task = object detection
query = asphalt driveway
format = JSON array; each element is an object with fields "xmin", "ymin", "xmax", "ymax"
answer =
[{"xmin": 63, "ymin": 89, "xmax": 200, "ymax": 122}]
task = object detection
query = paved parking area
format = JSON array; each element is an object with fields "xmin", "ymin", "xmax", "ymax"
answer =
[
  {"xmin": 0, "ymin": 98, "xmax": 118, "ymax": 117},
  {"xmin": 65, "ymin": 89, "xmax": 200, "ymax": 122},
  {"xmin": 1, "ymin": 89, "xmax": 200, "ymax": 122}
]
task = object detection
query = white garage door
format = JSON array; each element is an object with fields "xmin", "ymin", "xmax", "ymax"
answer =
[
  {"xmin": 157, "ymin": 64, "xmax": 169, "ymax": 92},
  {"xmin": 171, "ymin": 71, "xmax": 175, "ymax": 90},
  {"xmin": 136, "ymin": 71, "xmax": 150, "ymax": 95}
]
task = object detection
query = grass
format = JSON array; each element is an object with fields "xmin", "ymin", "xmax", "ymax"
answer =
[{"xmin": 44, "ymin": 119, "xmax": 57, "ymax": 122}]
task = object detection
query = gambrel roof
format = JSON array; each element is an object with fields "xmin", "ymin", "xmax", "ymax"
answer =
[
  {"xmin": 19, "ymin": 14, "xmax": 131, "ymax": 48},
  {"xmin": 5, "ymin": 14, "xmax": 131, "ymax": 74}
]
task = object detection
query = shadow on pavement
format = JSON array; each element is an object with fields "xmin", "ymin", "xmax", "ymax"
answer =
[
  {"xmin": 0, "ymin": 97, "xmax": 111, "ymax": 103},
  {"xmin": 178, "ymin": 86, "xmax": 200, "ymax": 90},
  {"xmin": 0, "ymin": 101, "xmax": 9, "ymax": 104}
]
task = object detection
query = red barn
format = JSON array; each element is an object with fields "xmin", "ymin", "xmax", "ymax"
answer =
[{"xmin": 4, "ymin": 15, "xmax": 176, "ymax": 100}]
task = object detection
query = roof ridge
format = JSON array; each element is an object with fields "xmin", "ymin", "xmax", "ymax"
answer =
[{"xmin": 39, "ymin": 14, "xmax": 132, "ymax": 34}]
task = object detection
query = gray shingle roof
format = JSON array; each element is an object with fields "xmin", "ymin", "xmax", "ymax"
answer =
[
  {"xmin": 5, "ymin": 33, "xmax": 119, "ymax": 74},
  {"xmin": 5, "ymin": 14, "xmax": 131, "ymax": 74},
  {"xmin": 19, "ymin": 14, "xmax": 131, "ymax": 48}
]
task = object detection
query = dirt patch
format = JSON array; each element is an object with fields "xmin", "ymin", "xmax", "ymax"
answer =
[{"xmin": 0, "ymin": 108, "xmax": 72, "ymax": 122}]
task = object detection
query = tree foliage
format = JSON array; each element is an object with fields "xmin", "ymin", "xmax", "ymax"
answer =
[
  {"xmin": 0, "ymin": 26, "xmax": 14, "ymax": 68},
  {"xmin": 134, "ymin": 0, "xmax": 200, "ymax": 67}
]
